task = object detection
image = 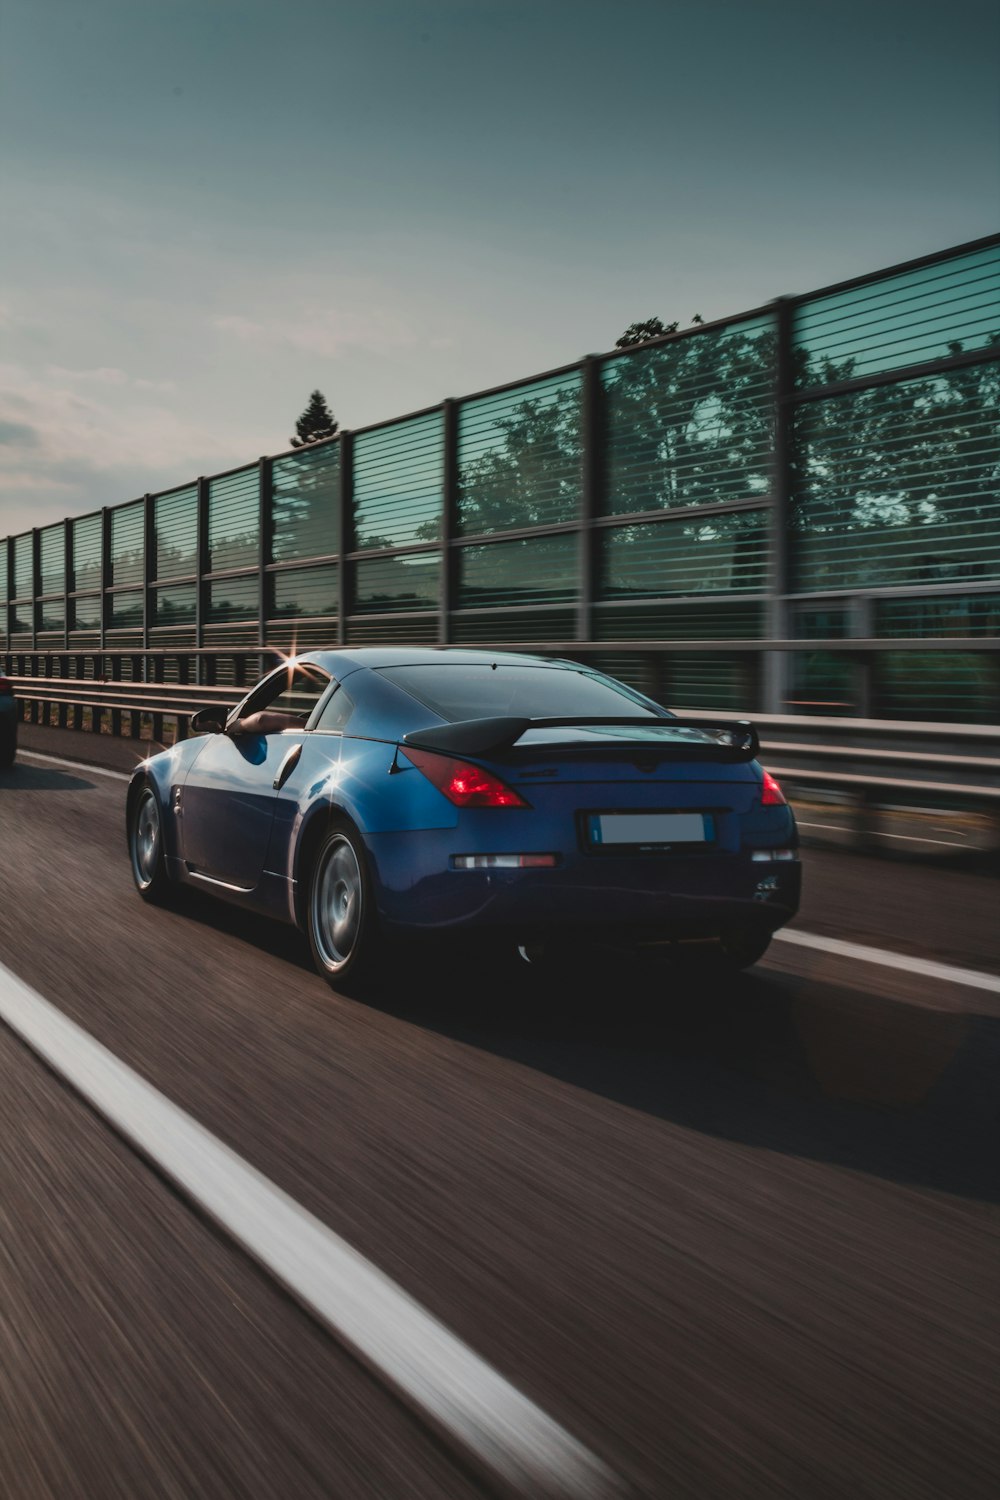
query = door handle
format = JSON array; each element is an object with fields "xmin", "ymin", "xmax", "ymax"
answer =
[{"xmin": 273, "ymin": 743, "xmax": 303, "ymax": 790}]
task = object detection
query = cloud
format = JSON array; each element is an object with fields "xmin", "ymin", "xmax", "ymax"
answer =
[
  {"xmin": 213, "ymin": 306, "xmax": 416, "ymax": 360},
  {"xmin": 46, "ymin": 365, "xmax": 177, "ymax": 393},
  {"xmin": 0, "ymin": 362, "xmax": 261, "ymax": 535},
  {"xmin": 46, "ymin": 365, "xmax": 130, "ymax": 386},
  {"xmin": 0, "ymin": 419, "xmax": 39, "ymax": 447}
]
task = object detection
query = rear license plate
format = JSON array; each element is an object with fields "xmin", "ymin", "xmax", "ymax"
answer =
[{"xmin": 585, "ymin": 811, "xmax": 714, "ymax": 849}]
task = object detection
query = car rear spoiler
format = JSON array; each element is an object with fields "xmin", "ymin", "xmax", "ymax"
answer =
[{"xmin": 403, "ymin": 715, "xmax": 760, "ymax": 761}]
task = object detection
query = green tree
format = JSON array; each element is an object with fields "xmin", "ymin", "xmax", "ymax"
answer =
[
  {"xmin": 788, "ymin": 340, "xmax": 1000, "ymax": 592},
  {"xmin": 615, "ymin": 314, "xmax": 703, "ymax": 348},
  {"xmin": 616, "ymin": 318, "xmax": 678, "ymax": 348},
  {"xmin": 290, "ymin": 390, "xmax": 339, "ymax": 448}
]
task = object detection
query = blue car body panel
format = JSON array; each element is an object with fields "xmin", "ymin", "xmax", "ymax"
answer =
[{"xmin": 127, "ymin": 647, "xmax": 801, "ymax": 944}]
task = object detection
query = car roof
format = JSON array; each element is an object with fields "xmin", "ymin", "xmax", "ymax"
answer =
[{"xmin": 294, "ymin": 647, "xmax": 585, "ymax": 678}]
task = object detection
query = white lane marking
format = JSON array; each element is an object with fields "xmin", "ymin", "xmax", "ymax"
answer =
[
  {"xmin": 16, "ymin": 749, "xmax": 131, "ymax": 783},
  {"xmin": 796, "ymin": 820, "xmax": 979, "ymax": 851},
  {"xmin": 0, "ymin": 962, "xmax": 621, "ymax": 1500},
  {"xmin": 776, "ymin": 930, "xmax": 1000, "ymax": 993}
]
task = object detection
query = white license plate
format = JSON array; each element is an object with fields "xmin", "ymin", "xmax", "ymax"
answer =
[{"xmin": 588, "ymin": 812, "xmax": 710, "ymax": 846}]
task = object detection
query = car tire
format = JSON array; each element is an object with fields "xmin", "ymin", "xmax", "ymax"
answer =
[
  {"xmin": 717, "ymin": 925, "xmax": 773, "ymax": 970},
  {"xmin": 0, "ymin": 731, "xmax": 15, "ymax": 769},
  {"xmin": 129, "ymin": 783, "xmax": 173, "ymax": 903},
  {"xmin": 307, "ymin": 821, "xmax": 381, "ymax": 993}
]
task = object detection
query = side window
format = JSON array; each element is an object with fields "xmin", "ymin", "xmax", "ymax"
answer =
[
  {"xmin": 314, "ymin": 685, "xmax": 355, "ymax": 733},
  {"xmin": 241, "ymin": 664, "xmax": 331, "ymax": 725}
]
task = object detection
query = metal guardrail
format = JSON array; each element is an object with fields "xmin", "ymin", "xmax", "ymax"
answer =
[
  {"xmin": 6, "ymin": 675, "xmax": 246, "ymax": 743},
  {"xmin": 7, "ymin": 671, "xmax": 998, "ymax": 835},
  {"xmin": 674, "ymin": 706, "xmax": 1000, "ymax": 847}
]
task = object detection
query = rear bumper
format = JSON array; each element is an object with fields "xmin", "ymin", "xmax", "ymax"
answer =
[{"xmin": 367, "ymin": 829, "xmax": 801, "ymax": 941}]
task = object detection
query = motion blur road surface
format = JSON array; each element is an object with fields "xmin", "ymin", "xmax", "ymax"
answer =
[{"xmin": 1, "ymin": 728, "xmax": 998, "ymax": 1499}]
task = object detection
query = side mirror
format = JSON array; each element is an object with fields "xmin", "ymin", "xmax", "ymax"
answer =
[{"xmin": 190, "ymin": 706, "xmax": 229, "ymax": 735}]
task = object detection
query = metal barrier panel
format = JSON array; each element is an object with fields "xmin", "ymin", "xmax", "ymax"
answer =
[{"xmin": 1, "ymin": 235, "xmax": 998, "ymax": 721}]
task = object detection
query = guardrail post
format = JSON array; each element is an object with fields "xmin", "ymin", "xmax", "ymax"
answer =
[
  {"xmin": 109, "ymin": 654, "xmax": 121, "ymax": 736},
  {"xmin": 196, "ymin": 475, "xmax": 209, "ymax": 684},
  {"xmin": 152, "ymin": 654, "xmax": 165, "ymax": 744},
  {"xmin": 765, "ymin": 298, "xmax": 793, "ymax": 715},
  {"xmin": 100, "ymin": 506, "xmax": 110, "ymax": 659},
  {"xmin": 441, "ymin": 401, "xmax": 456, "ymax": 645},
  {"xmin": 578, "ymin": 355, "xmax": 602, "ymax": 645},
  {"xmin": 129, "ymin": 653, "xmax": 142, "ymax": 737},
  {"xmin": 143, "ymin": 492, "xmax": 154, "ymax": 664},
  {"xmin": 258, "ymin": 456, "xmax": 271, "ymax": 651},
  {"xmin": 56, "ymin": 650, "xmax": 67, "ymax": 728},
  {"xmin": 63, "ymin": 516, "xmax": 71, "ymax": 654},
  {"xmin": 30, "ymin": 527, "xmax": 40, "ymax": 653},
  {"xmin": 850, "ymin": 786, "xmax": 883, "ymax": 853},
  {"xmin": 338, "ymin": 430, "xmax": 353, "ymax": 647}
]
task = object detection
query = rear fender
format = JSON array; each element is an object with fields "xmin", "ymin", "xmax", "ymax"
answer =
[{"xmin": 288, "ymin": 735, "xmax": 461, "ymax": 926}]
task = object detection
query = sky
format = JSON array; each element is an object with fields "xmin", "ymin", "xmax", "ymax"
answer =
[{"xmin": 1, "ymin": 0, "xmax": 998, "ymax": 538}]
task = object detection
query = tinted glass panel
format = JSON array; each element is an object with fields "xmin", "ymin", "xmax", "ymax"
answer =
[
  {"xmin": 0, "ymin": 550, "xmax": 6, "ymax": 603},
  {"xmin": 594, "ymin": 599, "xmax": 766, "ymax": 640},
  {"xmin": 38, "ymin": 599, "xmax": 65, "ymax": 632},
  {"xmin": 13, "ymin": 534, "xmax": 32, "ymax": 598},
  {"xmin": 790, "ymin": 606, "xmax": 851, "ymax": 639},
  {"xmin": 269, "ymin": 565, "xmax": 339, "ymax": 618},
  {"xmin": 795, "ymin": 243, "xmax": 1000, "ymax": 385},
  {"xmin": 154, "ymin": 585, "xmax": 197, "ymax": 625},
  {"xmin": 600, "ymin": 511, "xmax": 768, "ymax": 598},
  {"xmin": 602, "ymin": 316, "xmax": 773, "ymax": 516},
  {"xmin": 39, "ymin": 525, "xmax": 66, "ymax": 595},
  {"xmin": 457, "ymin": 533, "xmax": 577, "ymax": 610},
  {"xmin": 457, "ymin": 372, "xmax": 581, "ymax": 534},
  {"xmin": 109, "ymin": 589, "xmax": 143, "ymax": 628},
  {"xmin": 72, "ymin": 514, "xmax": 102, "ymax": 592},
  {"xmin": 110, "ymin": 503, "xmax": 143, "ymax": 587},
  {"xmin": 791, "ymin": 363, "xmax": 1000, "ymax": 592},
  {"xmin": 377, "ymin": 663, "xmax": 659, "ymax": 721},
  {"xmin": 667, "ymin": 654, "xmax": 755, "ymax": 711},
  {"xmin": 271, "ymin": 444, "xmax": 339, "ymax": 561},
  {"xmin": 874, "ymin": 652, "xmax": 999, "ymax": 723},
  {"xmin": 875, "ymin": 593, "xmax": 1000, "ymax": 637},
  {"xmin": 788, "ymin": 652, "xmax": 859, "ymax": 714},
  {"xmin": 208, "ymin": 574, "xmax": 258, "ymax": 621},
  {"xmin": 353, "ymin": 551, "xmax": 440, "ymax": 613},
  {"xmin": 155, "ymin": 485, "xmax": 197, "ymax": 579},
  {"xmin": 71, "ymin": 595, "xmax": 101, "ymax": 631},
  {"xmin": 353, "ymin": 413, "xmax": 442, "ymax": 550},
  {"xmin": 209, "ymin": 467, "xmax": 259, "ymax": 573}
]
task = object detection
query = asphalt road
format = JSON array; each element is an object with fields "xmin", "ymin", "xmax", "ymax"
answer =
[{"xmin": 1, "ymin": 729, "xmax": 998, "ymax": 1498}]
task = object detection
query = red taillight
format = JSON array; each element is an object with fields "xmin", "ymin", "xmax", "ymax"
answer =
[
  {"xmin": 403, "ymin": 747, "xmax": 529, "ymax": 808},
  {"xmin": 760, "ymin": 769, "xmax": 787, "ymax": 806}
]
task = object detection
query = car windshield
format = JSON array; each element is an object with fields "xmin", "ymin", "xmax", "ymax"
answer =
[{"xmin": 375, "ymin": 663, "xmax": 665, "ymax": 721}]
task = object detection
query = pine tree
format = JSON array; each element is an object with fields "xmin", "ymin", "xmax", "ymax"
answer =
[{"xmin": 290, "ymin": 390, "xmax": 339, "ymax": 447}]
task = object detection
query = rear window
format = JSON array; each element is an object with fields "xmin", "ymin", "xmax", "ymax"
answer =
[{"xmin": 375, "ymin": 663, "xmax": 664, "ymax": 721}]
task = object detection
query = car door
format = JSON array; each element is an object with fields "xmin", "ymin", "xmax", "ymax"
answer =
[{"xmin": 181, "ymin": 663, "xmax": 331, "ymax": 888}]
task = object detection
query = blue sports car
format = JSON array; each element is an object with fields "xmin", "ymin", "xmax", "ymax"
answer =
[{"xmin": 126, "ymin": 648, "xmax": 800, "ymax": 987}]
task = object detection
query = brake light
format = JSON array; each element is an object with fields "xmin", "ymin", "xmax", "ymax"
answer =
[
  {"xmin": 760, "ymin": 770, "xmax": 787, "ymax": 806},
  {"xmin": 403, "ymin": 747, "xmax": 529, "ymax": 808}
]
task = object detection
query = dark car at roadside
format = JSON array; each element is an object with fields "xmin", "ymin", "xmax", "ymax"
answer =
[{"xmin": 0, "ymin": 674, "xmax": 16, "ymax": 767}]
